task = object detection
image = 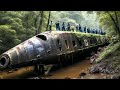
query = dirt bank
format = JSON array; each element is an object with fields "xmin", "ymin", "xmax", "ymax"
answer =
[{"xmin": 88, "ymin": 42, "xmax": 120, "ymax": 79}]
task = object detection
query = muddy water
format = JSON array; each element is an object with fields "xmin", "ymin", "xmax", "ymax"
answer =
[
  {"xmin": 0, "ymin": 59, "xmax": 108, "ymax": 79},
  {"xmin": 45, "ymin": 60, "xmax": 92, "ymax": 79},
  {"xmin": 44, "ymin": 60, "xmax": 108, "ymax": 79},
  {"xmin": 0, "ymin": 66, "xmax": 34, "ymax": 79}
]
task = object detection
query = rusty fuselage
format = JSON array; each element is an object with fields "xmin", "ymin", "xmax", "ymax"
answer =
[{"xmin": 0, "ymin": 31, "xmax": 108, "ymax": 70}]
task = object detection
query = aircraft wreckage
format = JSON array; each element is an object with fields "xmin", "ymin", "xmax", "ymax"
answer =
[{"xmin": 0, "ymin": 31, "xmax": 109, "ymax": 73}]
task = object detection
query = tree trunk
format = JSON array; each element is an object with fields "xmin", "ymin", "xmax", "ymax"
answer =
[
  {"xmin": 114, "ymin": 11, "xmax": 120, "ymax": 35},
  {"xmin": 107, "ymin": 11, "xmax": 120, "ymax": 36},
  {"xmin": 25, "ymin": 15, "xmax": 29, "ymax": 39},
  {"xmin": 38, "ymin": 11, "xmax": 44, "ymax": 34},
  {"xmin": 34, "ymin": 12, "xmax": 41, "ymax": 35},
  {"xmin": 46, "ymin": 11, "xmax": 51, "ymax": 31}
]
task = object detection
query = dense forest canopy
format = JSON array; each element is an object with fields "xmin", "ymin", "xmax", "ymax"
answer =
[{"xmin": 0, "ymin": 11, "xmax": 119, "ymax": 54}]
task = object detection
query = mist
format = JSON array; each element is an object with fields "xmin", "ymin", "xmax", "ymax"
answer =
[{"xmin": 51, "ymin": 11, "xmax": 100, "ymax": 29}]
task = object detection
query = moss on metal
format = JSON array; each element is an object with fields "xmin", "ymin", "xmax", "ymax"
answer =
[{"xmin": 63, "ymin": 31, "xmax": 104, "ymax": 38}]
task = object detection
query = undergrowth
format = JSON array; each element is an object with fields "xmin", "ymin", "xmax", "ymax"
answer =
[{"xmin": 96, "ymin": 41, "xmax": 120, "ymax": 63}]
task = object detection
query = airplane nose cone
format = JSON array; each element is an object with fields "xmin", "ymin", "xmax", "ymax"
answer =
[{"xmin": 0, "ymin": 56, "xmax": 10, "ymax": 70}]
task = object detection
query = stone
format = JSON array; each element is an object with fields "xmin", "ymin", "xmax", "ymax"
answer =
[
  {"xmin": 65, "ymin": 77, "xmax": 70, "ymax": 79},
  {"xmin": 79, "ymin": 72, "xmax": 86, "ymax": 77}
]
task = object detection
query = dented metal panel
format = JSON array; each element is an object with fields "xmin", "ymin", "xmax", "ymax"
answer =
[
  {"xmin": 71, "ymin": 33, "xmax": 81, "ymax": 50},
  {"xmin": 30, "ymin": 37, "xmax": 46, "ymax": 58}
]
